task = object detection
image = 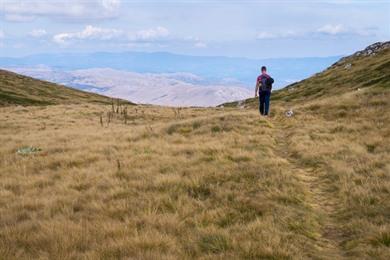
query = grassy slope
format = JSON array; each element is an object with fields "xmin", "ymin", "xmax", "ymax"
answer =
[
  {"xmin": 223, "ymin": 46, "xmax": 389, "ymax": 108},
  {"xmin": 0, "ymin": 45, "xmax": 389, "ymax": 259},
  {"xmin": 272, "ymin": 47, "xmax": 389, "ymax": 102},
  {"xmin": 0, "ymin": 69, "xmax": 133, "ymax": 106},
  {"xmin": 224, "ymin": 44, "xmax": 390, "ymax": 258}
]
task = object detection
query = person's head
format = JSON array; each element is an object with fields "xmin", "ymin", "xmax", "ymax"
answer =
[{"xmin": 261, "ymin": 66, "xmax": 267, "ymax": 74}]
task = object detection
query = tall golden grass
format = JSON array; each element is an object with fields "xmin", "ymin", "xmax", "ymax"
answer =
[{"xmin": 0, "ymin": 82, "xmax": 389, "ymax": 258}]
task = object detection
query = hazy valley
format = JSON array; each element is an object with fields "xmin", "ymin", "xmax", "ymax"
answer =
[
  {"xmin": 4, "ymin": 67, "xmax": 252, "ymax": 107},
  {"xmin": 1, "ymin": 52, "xmax": 339, "ymax": 106}
]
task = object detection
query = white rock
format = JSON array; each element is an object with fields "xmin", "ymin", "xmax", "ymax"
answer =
[{"xmin": 285, "ymin": 109, "xmax": 294, "ymax": 117}]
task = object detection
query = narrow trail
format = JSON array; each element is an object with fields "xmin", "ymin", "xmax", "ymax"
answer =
[{"xmin": 272, "ymin": 118, "xmax": 345, "ymax": 259}]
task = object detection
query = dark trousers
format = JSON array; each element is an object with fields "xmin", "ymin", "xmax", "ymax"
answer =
[{"xmin": 259, "ymin": 90, "xmax": 271, "ymax": 115}]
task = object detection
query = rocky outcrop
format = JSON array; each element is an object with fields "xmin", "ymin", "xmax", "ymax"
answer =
[
  {"xmin": 353, "ymin": 41, "xmax": 390, "ymax": 57},
  {"xmin": 334, "ymin": 41, "xmax": 389, "ymax": 66}
]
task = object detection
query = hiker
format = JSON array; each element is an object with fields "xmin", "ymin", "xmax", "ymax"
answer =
[{"xmin": 255, "ymin": 66, "xmax": 274, "ymax": 116}]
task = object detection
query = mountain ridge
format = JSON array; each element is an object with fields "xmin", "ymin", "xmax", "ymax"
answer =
[{"xmin": 0, "ymin": 69, "xmax": 133, "ymax": 106}]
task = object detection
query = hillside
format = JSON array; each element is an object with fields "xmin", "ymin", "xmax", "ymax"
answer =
[
  {"xmin": 224, "ymin": 41, "xmax": 389, "ymax": 108},
  {"xmin": 0, "ymin": 43, "xmax": 389, "ymax": 259},
  {"xmin": 0, "ymin": 69, "xmax": 133, "ymax": 106}
]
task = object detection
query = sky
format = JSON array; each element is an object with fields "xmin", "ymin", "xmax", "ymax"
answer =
[{"xmin": 0, "ymin": 0, "xmax": 389, "ymax": 58}]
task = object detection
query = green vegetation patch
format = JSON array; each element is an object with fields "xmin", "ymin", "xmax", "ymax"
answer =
[{"xmin": 16, "ymin": 146, "xmax": 42, "ymax": 155}]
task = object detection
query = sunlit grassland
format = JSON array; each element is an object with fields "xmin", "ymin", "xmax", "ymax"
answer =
[
  {"xmin": 0, "ymin": 45, "xmax": 389, "ymax": 259},
  {"xmin": 0, "ymin": 104, "xmax": 314, "ymax": 259},
  {"xmin": 1, "ymin": 84, "xmax": 389, "ymax": 258}
]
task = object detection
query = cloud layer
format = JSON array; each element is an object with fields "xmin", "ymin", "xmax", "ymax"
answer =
[
  {"xmin": 52, "ymin": 25, "xmax": 171, "ymax": 45},
  {"xmin": 53, "ymin": 25, "xmax": 122, "ymax": 44},
  {"xmin": 1, "ymin": 1, "xmax": 388, "ymax": 57},
  {"xmin": 29, "ymin": 29, "xmax": 47, "ymax": 38},
  {"xmin": 317, "ymin": 24, "xmax": 347, "ymax": 35},
  {"xmin": 1, "ymin": 0, "xmax": 121, "ymax": 21},
  {"xmin": 256, "ymin": 24, "xmax": 377, "ymax": 40},
  {"xmin": 132, "ymin": 27, "xmax": 170, "ymax": 41}
]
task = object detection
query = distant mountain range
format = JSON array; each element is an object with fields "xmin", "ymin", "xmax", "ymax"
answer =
[
  {"xmin": 0, "ymin": 52, "xmax": 340, "ymax": 88},
  {"xmin": 0, "ymin": 51, "xmax": 341, "ymax": 106},
  {"xmin": 5, "ymin": 67, "xmax": 252, "ymax": 107}
]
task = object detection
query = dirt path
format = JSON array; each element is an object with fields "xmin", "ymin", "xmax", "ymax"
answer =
[{"xmin": 273, "ymin": 121, "xmax": 345, "ymax": 259}]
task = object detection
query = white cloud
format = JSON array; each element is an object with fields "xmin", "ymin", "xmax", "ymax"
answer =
[
  {"xmin": 101, "ymin": 0, "xmax": 120, "ymax": 11},
  {"xmin": 355, "ymin": 26, "xmax": 377, "ymax": 37},
  {"xmin": 194, "ymin": 42, "xmax": 207, "ymax": 48},
  {"xmin": 53, "ymin": 33, "xmax": 73, "ymax": 45},
  {"xmin": 256, "ymin": 32, "xmax": 277, "ymax": 40},
  {"xmin": 29, "ymin": 29, "xmax": 47, "ymax": 37},
  {"xmin": 256, "ymin": 25, "xmax": 375, "ymax": 40},
  {"xmin": 1, "ymin": 0, "xmax": 121, "ymax": 22},
  {"xmin": 52, "ymin": 25, "xmax": 171, "ymax": 46},
  {"xmin": 316, "ymin": 24, "xmax": 377, "ymax": 37},
  {"xmin": 317, "ymin": 24, "xmax": 346, "ymax": 35},
  {"xmin": 53, "ymin": 25, "xmax": 123, "ymax": 44},
  {"xmin": 131, "ymin": 27, "xmax": 170, "ymax": 41},
  {"xmin": 78, "ymin": 25, "xmax": 122, "ymax": 40},
  {"xmin": 256, "ymin": 30, "xmax": 299, "ymax": 40},
  {"xmin": 182, "ymin": 36, "xmax": 208, "ymax": 48}
]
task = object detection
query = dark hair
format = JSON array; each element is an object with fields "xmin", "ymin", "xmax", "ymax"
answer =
[{"xmin": 261, "ymin": 66, "xmax": 267, "ymax": 72}]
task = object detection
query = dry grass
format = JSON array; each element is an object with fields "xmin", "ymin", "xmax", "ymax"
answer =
[
  {"xmin": 274, "ymin": 86, "xmax": 390, "ymax": 259},
  {"xmin": 0, "ymin": 83, "xmax": 389, "ymax": 259},
  {"xmin": 0, "ymin": 104, "xmax": 313, "ymax": 259},
  {"xmin": 1, "ymin": 46, "xmax": 389, "ymax": 259}
]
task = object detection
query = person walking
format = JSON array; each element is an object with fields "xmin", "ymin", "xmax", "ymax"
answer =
[{"xmin": 255, "ymin": 66, "xmax": 274, "ymax": 116}]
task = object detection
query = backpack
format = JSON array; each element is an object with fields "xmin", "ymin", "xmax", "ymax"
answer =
[
  {"xmin": 266, "ymin": 77, "xmax": 274, "ymax": 90},
  {"xmin": 260, "ymin": 75, "xmax": 274, "ymax": 91}
]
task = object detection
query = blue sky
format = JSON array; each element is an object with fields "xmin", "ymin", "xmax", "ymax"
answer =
[{"xmin": 0, "ymin": 0, "xmax": 389, "ymax": 58}]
